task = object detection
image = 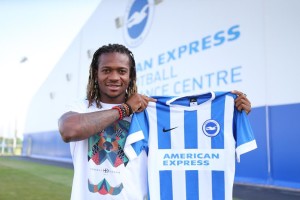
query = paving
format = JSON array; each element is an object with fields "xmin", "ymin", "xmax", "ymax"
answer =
[{"xmin": 233, "ymin": 184, "xmax": 300, "ymax": 200}]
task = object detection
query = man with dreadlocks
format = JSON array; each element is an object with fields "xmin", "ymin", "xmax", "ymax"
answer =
[{"xmin": 58, "ymin": 43, "xmax": 252, "ymax": 200}]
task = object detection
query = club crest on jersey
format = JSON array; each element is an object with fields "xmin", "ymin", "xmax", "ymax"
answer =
[{"xmin": 202, "ymin": 119, "xmax": 220, "ymax": 137}]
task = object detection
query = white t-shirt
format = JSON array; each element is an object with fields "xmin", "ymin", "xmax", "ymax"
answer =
[
  {"xmin": 66, "ymin": 100, "xmax": 148, "ymax": 200},
  {"xmin": 124, "ymin": 92, "xmax": 257, "ymax": 200}
]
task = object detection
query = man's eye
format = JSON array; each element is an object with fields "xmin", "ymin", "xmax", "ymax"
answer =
[{"xmin": 119, "ymin": 70, "xmax": 127, "ymax": 74}]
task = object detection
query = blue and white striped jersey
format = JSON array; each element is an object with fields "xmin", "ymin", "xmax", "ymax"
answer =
[{"xmin": 124, "ymin": 91, "xmax": 257, "ymax": 200}]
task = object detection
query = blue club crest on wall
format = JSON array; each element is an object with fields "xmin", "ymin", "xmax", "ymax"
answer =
[{"xmin": 123, "ymin": 0, "xmax": 155, "ymax": 47}]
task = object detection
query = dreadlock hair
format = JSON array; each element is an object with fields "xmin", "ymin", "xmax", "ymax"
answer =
[{"xmin": 86, "ymin": 43, "xmax": 138, "ymax": 108}]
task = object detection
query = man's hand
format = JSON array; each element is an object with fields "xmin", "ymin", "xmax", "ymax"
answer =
[
  {"xmin": 126, "ymin": 93, "xmax": 157, "ymax": 113},
  {"xmin": 231, "ymin": 90, "xmax": 251, "ymax": 114}
]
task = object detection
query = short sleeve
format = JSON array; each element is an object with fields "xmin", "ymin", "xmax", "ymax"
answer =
[
  {"xmin": 124, "ymin": 110, "xmax": 149, "ymax": 160},
  {"xmin": 64, "ymin": 99, "xmax": 88, "ymax": 113},
  {"xmin": 234, "ymin": 109, "xmax": 257, "ymax": 162}
]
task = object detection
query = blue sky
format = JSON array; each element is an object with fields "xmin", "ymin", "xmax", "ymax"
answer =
[{"xmin": 0, "ymin": 0, "xmax": 102, "ymax": 138}]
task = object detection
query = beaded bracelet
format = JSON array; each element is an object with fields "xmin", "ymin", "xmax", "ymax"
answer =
[
  {"xmin": 124, "ymin": 103, "xmax": 133, "ymax": 115},
  {"xmin": 122, "ymin": 103, "xmax": 130, "ymax": 117},
  {"xmin": 112, "ymin": 104, "xmax": 129, "ymax": 120},
  {"xmin": 112, "ymin": 103, "xmax": 135, "ymax": 120},
  {"xmin": 120, "ymin": 104, "xmax": 127, "ymax": 118},
  {"xmin": 112, "ymin": 105, "xmax": 123, "ymax": 120}
]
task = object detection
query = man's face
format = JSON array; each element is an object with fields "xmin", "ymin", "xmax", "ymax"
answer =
[{"xmin": 97, "ymin": 52, "xmax": 131, "ymax": 104}]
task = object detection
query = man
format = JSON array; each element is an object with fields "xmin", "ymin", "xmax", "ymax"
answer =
[{"xmin": 58, "ymin": 43, "xmax": 251, "ymax": 200}]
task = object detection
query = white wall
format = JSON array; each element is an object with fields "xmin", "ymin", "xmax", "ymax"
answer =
[
  {"xmin": 24, "ymin": 0, "xmax": 300, "ymax": 132},
  {"xmin": 264, "ymin": 0, "xmax": 300, "ymax": 106}
]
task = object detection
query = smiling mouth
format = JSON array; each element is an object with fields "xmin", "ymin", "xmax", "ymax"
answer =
[
  {"xmin": 107, "ymin": 84, "xmax": 121, "ymax": 87},
  {"xmin": 106, "ymin": 84, "xmax": 122, "ymax": 91}
]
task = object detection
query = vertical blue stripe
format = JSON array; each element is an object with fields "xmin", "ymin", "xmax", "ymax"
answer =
[
  {"xmin": 212, "ymin": 171, "xmax": 225, "ymax": 199},
  {"xmin": 160, "ymin": 170, "xmax": 173, "ymax": 200},
  {"xmin": 184, "ymin": 110, "xmax": 199, "ymax": 199},
  {"xmin": 184, "ymin": 110, "xmax": 198, "ymax": 149},
  {"xmin": 186, "ymin": 170, "xmax": 199, "ymax": 200},
  {"xmin": 211, "ymin": 93, "xmax": 225, "ymax": 199},
  {"xmin": 211, "ymin": 96, "xmax": 225, "ymax": 149},
  {"xmin": 157, "ymin": 102, "xmax": 171, "ymax": 149}
]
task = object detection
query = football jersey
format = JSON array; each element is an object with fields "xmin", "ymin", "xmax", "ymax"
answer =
[{"xmin": 124, "ymin": 91, "xmax": 257, "ymax": 200}]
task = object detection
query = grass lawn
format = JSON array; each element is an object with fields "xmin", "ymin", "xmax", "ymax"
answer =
[
  {"xmin": 0, "ymin": 156, "xmax": 73, "ymax": 200},
  {"xmin": 0, "ymin": 156, "xmax": 242, "ymax": 200}
]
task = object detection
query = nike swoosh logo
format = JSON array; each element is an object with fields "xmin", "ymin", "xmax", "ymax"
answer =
[{"xmin": 162, "ymin": 127, "xmax": 178, "ymax": 132}]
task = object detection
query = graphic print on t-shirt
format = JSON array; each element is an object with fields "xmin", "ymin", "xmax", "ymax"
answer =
[
  {"xmin": 88, "ymin": 178, "xmax": 124, "ymax": 195},
  {"xmin": 87, "ymin": 120, "xmax": 130, "ymax": 196}
]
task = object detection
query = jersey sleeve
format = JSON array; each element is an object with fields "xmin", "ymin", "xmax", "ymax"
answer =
[
  {"xmin": 234, "ymin": 109, "xmax": 257, "ymax": 162},
  {"xmin": 124, "ymin": 110, "xmax": 149, "ymax": 161}
]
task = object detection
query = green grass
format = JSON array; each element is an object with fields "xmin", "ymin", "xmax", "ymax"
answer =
[
  {"xmin": 0, "ymin": 156, "xmax": 242, "ymax": 200},
  {"xmin": 0, "ymin": 156, "xmax": 73, "ymax": 200}
]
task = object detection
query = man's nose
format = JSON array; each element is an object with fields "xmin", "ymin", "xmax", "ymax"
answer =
[{"xmin": 108, "ymin": 70, "xmax": 119, "ymax": 80}]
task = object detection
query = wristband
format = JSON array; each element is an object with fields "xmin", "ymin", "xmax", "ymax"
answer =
[
  {"xmin": 112, "ymin": 105, "xmax": 123, "ymax": 120},
  {"xmin": 124, "ymin": 103, "xmax": 133, "ymax": 116},
  {"xmin": 112, "ymin": 104, "xmax": 130, "ymax": 120}
]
